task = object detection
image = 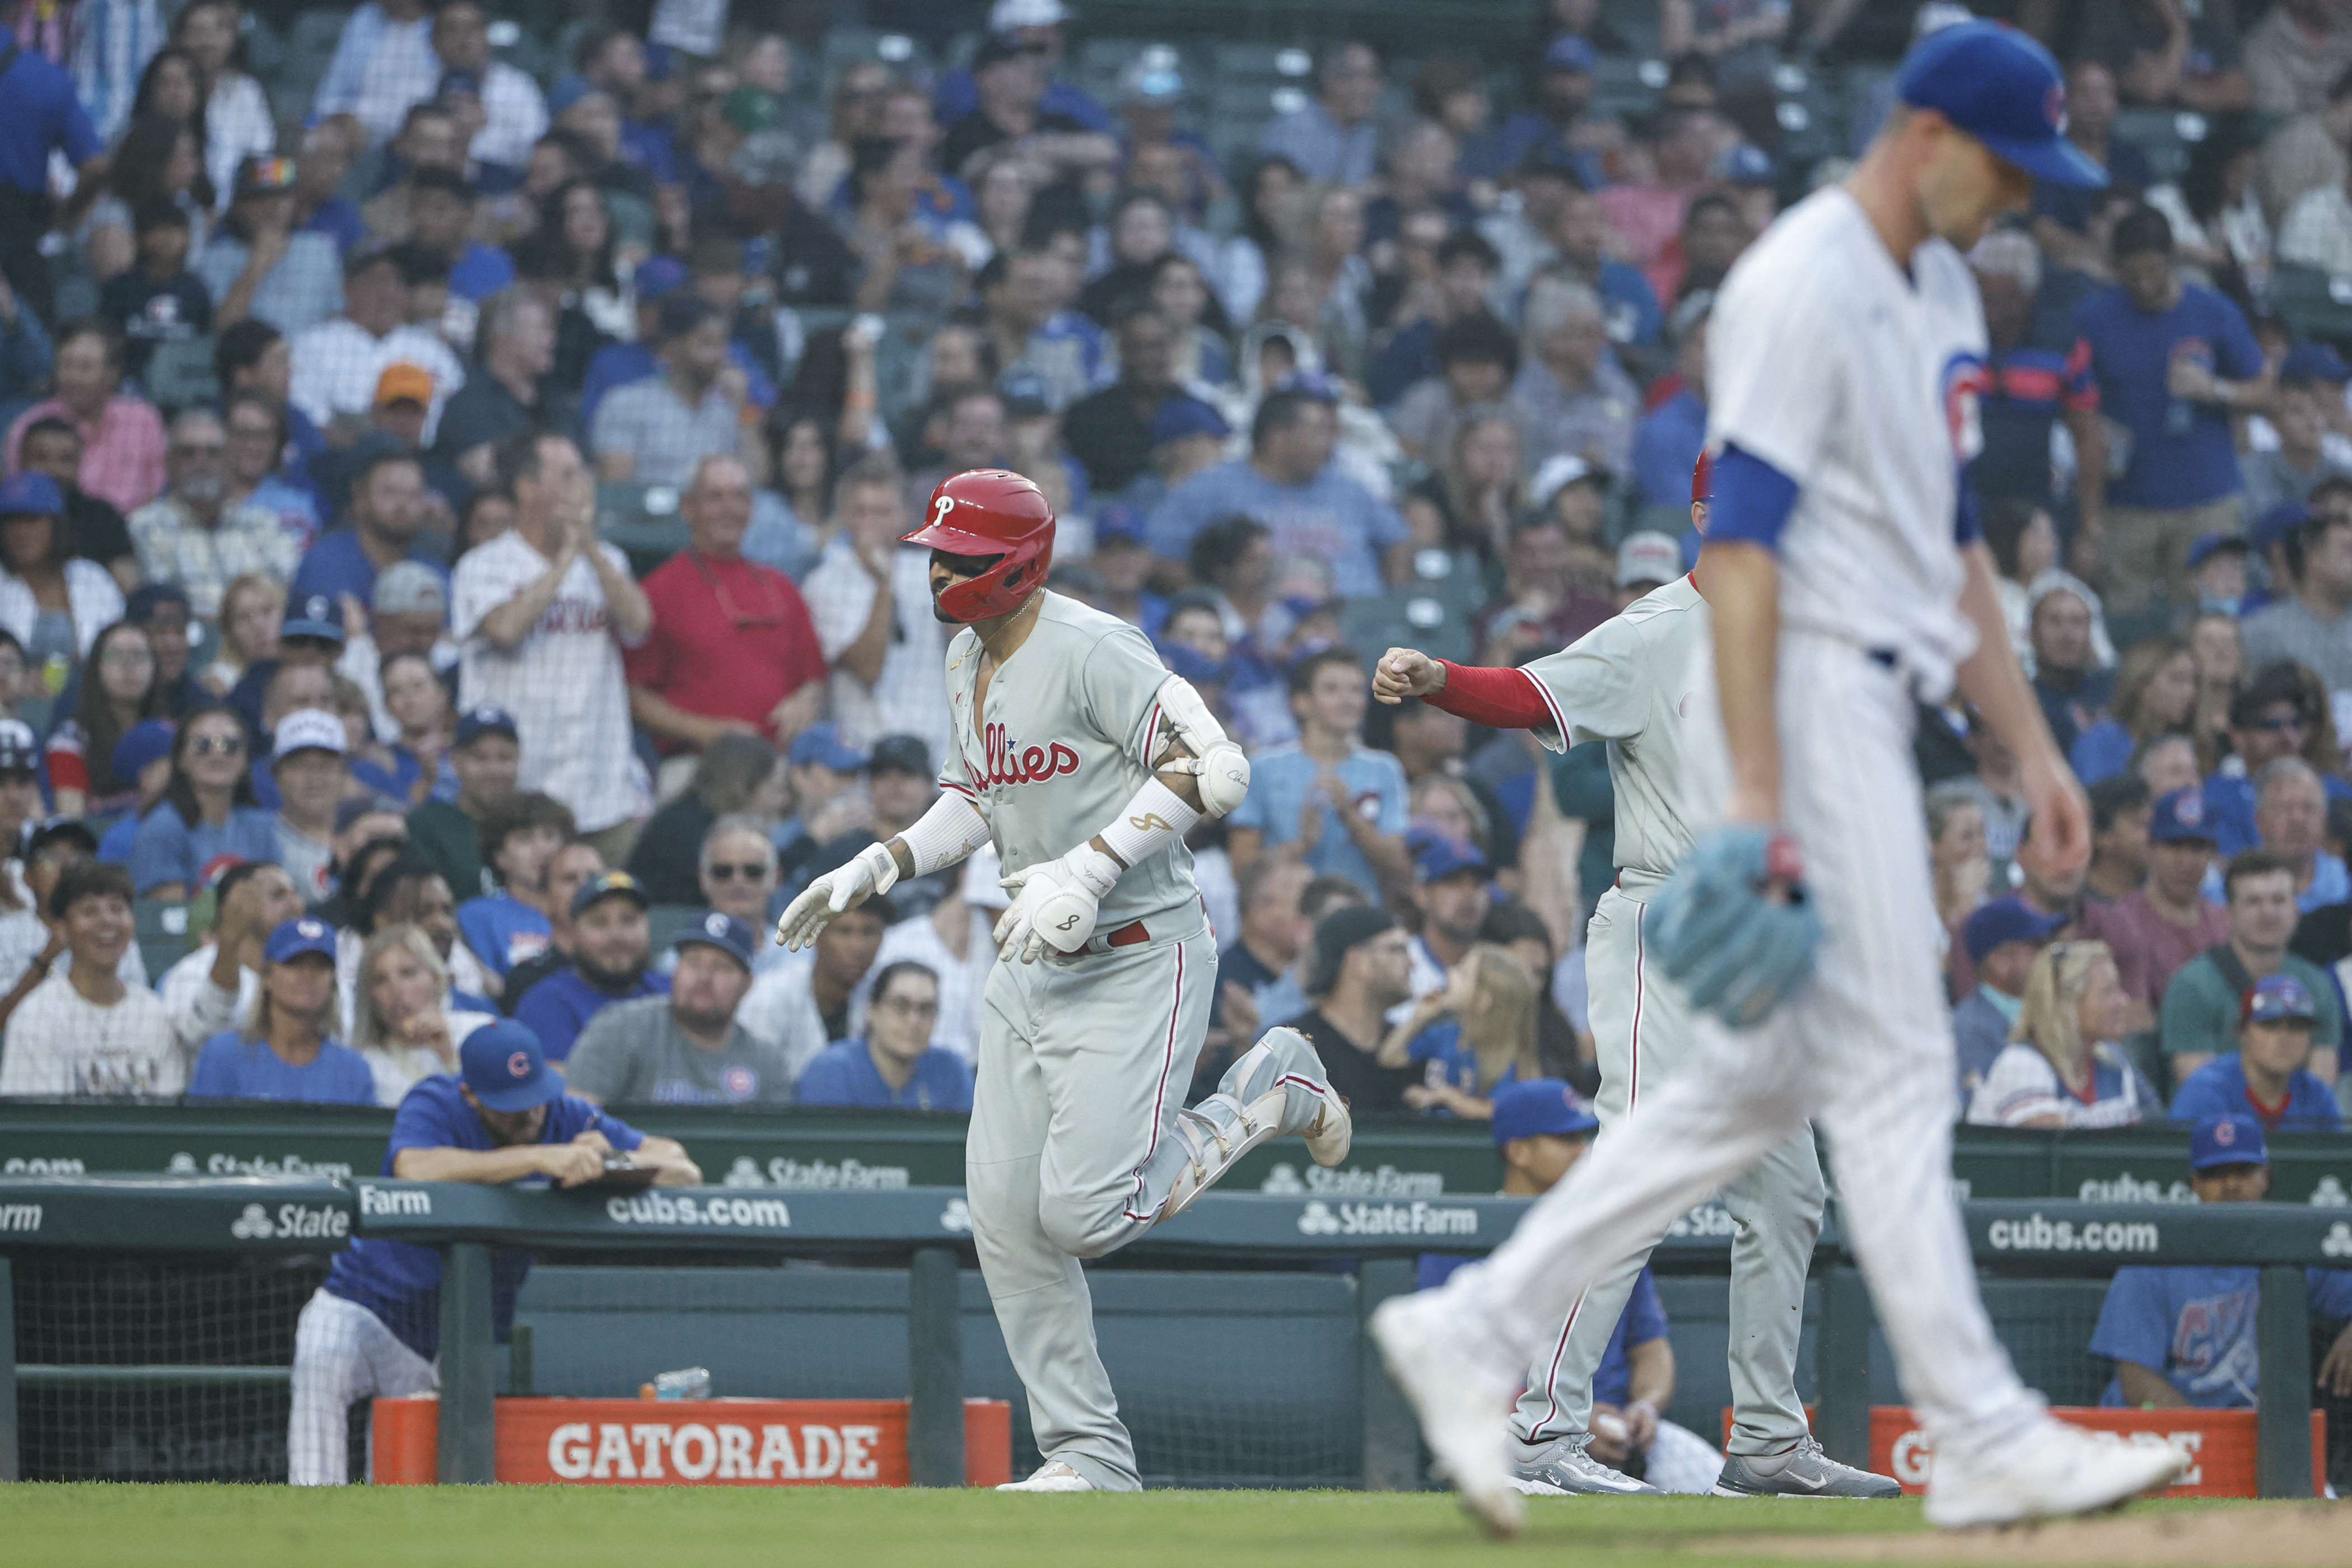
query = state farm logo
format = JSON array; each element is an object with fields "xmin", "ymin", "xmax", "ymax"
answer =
[
  {"xmin": 230, "ymin": 1202, "xmax": 350, "ymax": 1241},
  {"xmin": 939, "ymin": 1198, "xmax": 972, "ymax": 1233},
  {"xmin": 1296, "ymin": 1200, "xmax": 1477, "ymax": 1237},
  {"xmin": 1298, "ymin": 1201, "xmax": 1341, "ymax": 1235},
  {"xmin": 2323, "ymin": 1221, "xmax": 2352, "ymax": 1259}
]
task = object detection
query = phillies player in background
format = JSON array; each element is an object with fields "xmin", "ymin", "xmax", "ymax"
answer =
[
  {"xmin": 1369, "ymin": 22, "xmax": 2188, "ymax": 1536},
  {"xmin": 775, "ymin": 468, "xmax": 1354, "ymax": 1494}
]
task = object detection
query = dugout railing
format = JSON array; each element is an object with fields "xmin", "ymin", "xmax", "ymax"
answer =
[{"xmin": 2, "ymin": 1174, "xmax": 2345, "ymax": 1494}]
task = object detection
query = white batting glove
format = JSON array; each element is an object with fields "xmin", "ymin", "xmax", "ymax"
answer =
[
  {"xmin": 992, "ymin": 846, "xmax": 1122, "ymax": 963},
  {"xmin": 774, "ymin": 841, "xmax": 900, "ymax": 951}
]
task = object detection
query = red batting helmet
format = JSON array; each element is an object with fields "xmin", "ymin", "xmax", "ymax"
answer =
[
  {"xmin": 903, "ymin": 468, "xmax": 1056, "ymax": 622},
  {"xmin": 1692, "ymin": 449, "xmax": 1712, "ymax": 505}
]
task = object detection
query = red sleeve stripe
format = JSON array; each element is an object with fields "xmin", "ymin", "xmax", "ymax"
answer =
[{"xmin": 1426, "ymin": 659, "xmax": 1558, "ymax": 732}]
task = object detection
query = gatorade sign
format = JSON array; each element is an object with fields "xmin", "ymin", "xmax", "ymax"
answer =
[
  {"xmin": 1869, "ymin": 1407, "xmax": 2323, "ymax": 1497},
  {"xmin": 370, "ymin": 1397, "xmax": 1012, "ymax": 1487}
]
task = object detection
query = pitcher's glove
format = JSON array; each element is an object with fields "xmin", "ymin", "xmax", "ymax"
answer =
[{"xmin": 1647, "ymin": 827, "xmax": 1821, "ymax": 1029}]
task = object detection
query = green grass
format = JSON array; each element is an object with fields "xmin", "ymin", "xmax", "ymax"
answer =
[{"xmin": 0, "ymin": 1486, "xmax": 2266, "ymax": 1568}]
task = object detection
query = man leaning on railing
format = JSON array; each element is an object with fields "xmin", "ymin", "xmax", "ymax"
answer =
[{"xmin": 284, "ymin": 1017, "xmax": 697, "ymax": 1485}]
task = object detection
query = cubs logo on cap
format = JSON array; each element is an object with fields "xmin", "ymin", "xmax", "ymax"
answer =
[
  {"xmin": 2188, "ymin": 1112, "xmax": 2267, "ymax": 1171},
  {"xmin": 2150, "ymin": 787, "xmax": 2217, "ymax": 845},
  {"xmin": 673, "ymin": 909, "xmax": 757, "ymax": 970},
  {"xmin": 263, "ymin": 915, "xmax": 339, "ymax": 964},
  {"xmin": 507, "ymin": 1052, "xmax": 530, "ymax": 1079},
  {"xmin": 460, "ymin": 1019, "xmax": 564, "ymax": 1113}
]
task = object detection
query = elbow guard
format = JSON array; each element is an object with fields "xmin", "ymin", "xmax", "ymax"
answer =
[{"xmin": 1150, "ymin": 674, "xmax": 1251, "ymax": 817}]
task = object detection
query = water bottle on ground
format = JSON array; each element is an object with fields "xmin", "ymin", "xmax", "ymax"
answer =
[{"xmin": 641, "ymin": 1367, "xmax": 712, "ymax": 1401}]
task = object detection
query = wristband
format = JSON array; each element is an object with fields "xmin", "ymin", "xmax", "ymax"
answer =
[
  {"xmin": 896, "ymin": 791, "xmax": 991, "ymax": 877},
  {"xmin": 1098, "ymin": 777, "xmax": 1203, "ymax": 870}
]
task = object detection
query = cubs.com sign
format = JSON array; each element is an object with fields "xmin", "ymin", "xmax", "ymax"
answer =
[{"xmin": 369, "ymin": 1397, "xmax": 1014, "ymax": 1487}]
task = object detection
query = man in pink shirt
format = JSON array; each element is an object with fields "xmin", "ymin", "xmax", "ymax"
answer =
[
  {"xmin": 1594, "ymin": 108, "xmax": 1724, "ymax": 279},
  {"xmin": 3, "ymin": 319, "xmax": 166, "ymax": 514},
  {"xmin": 2085, "ymin": 788, "xmax": 2229, "ymax": 1033}
]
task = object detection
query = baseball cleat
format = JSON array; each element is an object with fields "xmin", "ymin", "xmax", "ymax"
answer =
[
  {"xmin": 1714, "ymin": 1437, "xmax": 1901, "ymax": 1498},
  {"xmin": 1510, "ymin": 1435, "xmax": 1660, "ymax": 1496},
  {"xmin": 995, "ymin": 1460, "xmax": 1095, "ymax": 1492},
  {"xmin": 1921, "ymin": 1419, "xmax": 2188, "ymax": 1528},
  {"xmin": 1161, "ymin": 1029, "xmax": 1353, "ymax": 1220},
  {"xmin": 1368, "ymin": 1291, "xmax": 1523, "ymax": 1537}
]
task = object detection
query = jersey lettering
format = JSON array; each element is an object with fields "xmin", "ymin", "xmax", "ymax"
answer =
[{"xmin": 982, "ymin": 721, "xmax": 1081, "ymax": 787}]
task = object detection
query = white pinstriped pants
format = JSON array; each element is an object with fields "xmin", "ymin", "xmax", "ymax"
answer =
[
  {"xmin": 1436, "ymin": 633, "xmax": 2044, "ymax": 1466},
  {"xmin": 287, "ymin": 1289, "xmax": 438, "ymax": 1485},
  {"xmin": 1509, "ymin": 879, "xmax": 1824, "ymax": 1459},
  {"xmin": 965, "ymin": 919, "xmax": 1215, "ymax": 1493}
]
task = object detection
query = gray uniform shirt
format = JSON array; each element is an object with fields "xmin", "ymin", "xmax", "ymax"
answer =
[
  {"xmin": 1521, "ymin": 575, "xmax": 1708, "ymax": 881},
  {"xmin": 940, "ymin": 592, "xmax": 1198, "ymax": 936},
  {"xmin": 562, "ymin": 993, "xmax": 796, "ymax": 1106}
]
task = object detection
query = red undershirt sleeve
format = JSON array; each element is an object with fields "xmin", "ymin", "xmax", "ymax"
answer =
[{"xmin": 1424, "ymin": 661, "xmax": 1554, "ymax": 731}]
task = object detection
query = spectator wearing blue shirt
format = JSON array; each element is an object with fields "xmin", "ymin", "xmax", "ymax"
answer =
[
  {"xmin": 1228, "ymin": 649, "xmax": 1412, "ymax": 903},
  {"xmin": 932, "ymin": 1, "xmax": 1112, "ymax": 135},
  {"xmin": 2072, "ymin": 204, "xmax": 2273, "ymax": 617},
  {"xmin": 797, "ymin": 961, "xmax": 975, "ymax": 1112},
  {"xmin": 1418, "ymin": 1080, "xmax": 1724, "ymax": 1494},
  {"xmin": 1369, "ymin": 230, "xmax": 1502, "ymax": 409},
  {"xmin": 2244, "ymin": 757, "xmax": 2352, "ymax": 914},
  {"xmin": 286, "ymin": 1018, "xmax": 698, "ymax": 1484},
  {"xmin": 1257, "ymin": 42, "xmax": 1382, "ymax": 186},
  {"xmin": 1630, "ymin": 306, "xmax": 1709, "ymax": 512},
  {"xmin": 188, "ymin": 916, "xmax": 376, "ymax": 1103},
  {"xmin": 1538, "ymin": 187, "xmax": 1666, "ymax": 363},
  {"xmin": 127, "ymin": 704, "xmax": 279, "ymax": 900},
  {"xmin": 2091, "ymin": 1114, "xmax": 2352, "ymax": 1411},
  {"xmin": 1490, "ymin": 37, "xmax": 1609, "ymax": 192},
  {"xmin": 95, "ymin": 720, "xmax": 179, "ymax": 867},
  {"xmin": 1147, "ymin": 386, "xmax": 1407, "ymax": 598},
  {"xmin": 289, "ymin": 452, "xmax": 447, "ymax": 612},
  {"xmin": 0, "ymin": 19, "xmax": 107, "ymax": 319},
  {"xmin": 513, "ymin": 870, "xmax": 667, "ymax": 1062},
  {"xmin": 404, "ymin": 166, "xmax": 513, "ymax": 303},
  {"xmin": 455, "ymin": 790, "xmax": 573, "ymax": 983},
  {"xmin": 2170, "ymin": 974, "xmax": 2345, "ymax": 1132},
  {"xmin": 2203, "ymin": 669, "xmax": 2352, "ymax": 857},
  {"xmin": 1385, "ymin": 936, "xmax": 1541, "ymax": 1118}
]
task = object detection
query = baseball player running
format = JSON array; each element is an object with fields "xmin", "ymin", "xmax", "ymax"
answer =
[
  {"xmin": 776, "ymin": 468, "xmax": 1351, "ymax": 1494},
  {"xmin": 1375, "ymin": 452, "xmax": 1891, "ymax": 1501},
  {"xmin": 1370, "ymin": 23, "xmax": 2187, "ymax": 1536}
]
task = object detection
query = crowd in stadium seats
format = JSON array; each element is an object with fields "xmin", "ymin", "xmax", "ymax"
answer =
[{"xmin": 0, "ymin": 0, "xmax": 2337, "ymax": 1140}]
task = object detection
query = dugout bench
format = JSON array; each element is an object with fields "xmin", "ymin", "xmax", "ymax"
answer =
[{"xmin": 1, "ymin": 1175, "xmax": 2345, "ymax": 1494}]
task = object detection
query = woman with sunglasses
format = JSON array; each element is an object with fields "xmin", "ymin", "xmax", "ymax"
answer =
[
  {"xmin": 127, "ymin": 703, "xmax": 277, "ymax": 900},
  {"xmin": 1967, "ymin": 941, "xmax": 2160, "ymax": 1129}
]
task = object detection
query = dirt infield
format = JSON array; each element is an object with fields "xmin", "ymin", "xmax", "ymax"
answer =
[{"xmin": 1703, "ymin": 1503, "xmax": 2346, "ymax": 1567}]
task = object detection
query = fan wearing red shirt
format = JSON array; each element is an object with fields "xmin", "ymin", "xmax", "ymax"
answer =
[{"xmin": 624, "ymin": 455, "xmax": 825, "ymax": 793}]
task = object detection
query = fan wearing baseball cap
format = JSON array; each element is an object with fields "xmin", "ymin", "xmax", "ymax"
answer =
[
  {"xmin": 2088, "ymin": 1114, "xmax": 2352, "ymax": 1419},
  {"xmin": 1415, "ymin": 1081, "xmax": 1725, "ymax": 1494},
  {"xmin": 290, "ymin": 1016, "xmax": 699, "ymax": 1485},
  {"xmin": 185, "ymin": 917, "xmax": 375, "ymax": 1104},
  {"xmin": 2168, "ymin": 973, "xmax": 2345, "ymax": 1132},
  {"xmin": 563, "ymin": 911, "xmax": 795, "ymax": 1107}
]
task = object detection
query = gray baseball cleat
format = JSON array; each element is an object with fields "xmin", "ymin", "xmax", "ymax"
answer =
[
  {"xmin": 1714, "ymin": 1437, "xmax": 1902, "ymax": 1498},
  {"xmin": 1163, "ymin": 1028, "xmax": 1351, "ymax": 1219},
  {"xmin": 1510, "ymin": 1435, "xmax": 1662, "ymax": 1496}
]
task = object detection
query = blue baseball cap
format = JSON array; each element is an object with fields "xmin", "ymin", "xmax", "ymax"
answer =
[
  {"xmin": 2281, "ymin": 341, "xmax": 2351, "ymax": 385},
  {"xmin": 2186, "ymin": 533, "xmax": 2250, "ymax": 573},
  {"xmin": 263, "ymin": 914, "xmax": 337, "ymax": 965},
  {"xmin": 571, "ymin": 870, "xmax": 650, "ymax": 921},
  {"xmin": 2188, "ymin": 1112, "xmax": 2267, "ymax": 1172},
  {"xmin": 1895, "ymin": 20, "xmax": 2107, "ymax": 190},
  {"xmin": 1491, "ymin": 1079, "xmax": 1600, "ymax": 1145},
  {"xmin": 454, "ymin": 703, "xmax": 518, "ymax": 748},
  {"xmin": 0, "ymin": 471, "xmax": 62, "ymax": 517},
  {"xmin": 1542, "ymin": 34, "xmax": 1596, "ymax": 73},
  {"xmin": 281, "ymin": 592, "xmax": 346, "ymax": 644},
  {"xmin": 460, "ymin": 1017, "xmax": 566, "ymax": 1113},
  {"xmin": 997, "ymin": 370, "xmax": 1056, "ymax": 418},
  {"xmin": 673, "ymin": 908, "xmax": 758, "ymax": 972},
  {"xmin": 1415, "ymin": 834, "xmax": 1492, "ymax": 884},
  {"xmin": 1094, "ymin": 503, "xmax": 1149, "ymax": 547},
  {"xmin": 2242, "ymin": 972, "xmax": 2319, "ymax": 1026},
  {"xmin": 1149, "ymin": 397, "xmax": 1229, "ymax": 446},
  {"xmin": 2149, "ymin": 786, "xmax": 2219, "ymax": 846},
  {"xmin": 787, "ymin": 721, "xmax": 868, "ymax": 773},
  {"xmin": 1961, "ymin": 895, "xmax": 2066, "ymax": 965},
  {"xmin": 633, "ymin": 255, "xmax": 689, "ymax": 305},
  {"xmin": 110, "ymin": 718, "xmax": 176, "ymax": 786},
  {"xmin": 2250, "ymin": 500, "xmax": 2310, "ymax": 553}
]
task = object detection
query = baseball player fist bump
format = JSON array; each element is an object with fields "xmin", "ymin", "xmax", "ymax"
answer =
[
  {"xmin": 775, "ymin": 841, "xmax": 900, "ymax": 951},
  {"xmin": 1373, "ymin": 647, "xmax": 1445, "ymax": 705},
  {"xmin": 994, "ymin": 844, "xmax": 1123, "ymax": 962},
  {"xmin": 1649, "ymin": 826, "xmax": 1821, "ymax": 1029}
]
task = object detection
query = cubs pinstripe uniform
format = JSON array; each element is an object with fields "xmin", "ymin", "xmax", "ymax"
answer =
[
  {"xmin": 946, "ymin": 592, "xmax": 1216, "ymax": 1494},
  {"xmin": 1512, "ymin": 574, "xmax": 1824, "ymax": 1463}
]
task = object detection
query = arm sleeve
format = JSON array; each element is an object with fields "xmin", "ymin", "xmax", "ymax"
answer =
[
  {"xmin": 2088, "ymin": 1268, "xmax": 2176, "ymax": 1372},
  {"xmin": 1516, "ymin": 613, "xmax": 1654, "ymax": 752},
  {"xmin": 1706, "ymin": 444, "xmax": 1800, "ymax": 552},
  {"xmin": 1426, "ymin": 661, "xmax": 1554, "ymax": 731}
]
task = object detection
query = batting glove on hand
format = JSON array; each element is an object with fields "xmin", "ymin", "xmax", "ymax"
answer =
[
  {"xmin": 774, "ymin": 841, "xmax": 900, "ymax": 951},
  {"xmin": 1648, "ymin": 826, "xmax": 1821, "ymax": 1029},
  {"xmin": 993, "ymin": 844, "xmax": 1123, "ymax": 963}
]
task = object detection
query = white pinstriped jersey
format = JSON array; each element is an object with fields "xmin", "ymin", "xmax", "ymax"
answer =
[
  {"xmin": 939, "ymin": 592, "xmax": 1198, "ymax": 934},
  {"xmin": 1706, "ymin": 186, "xmax": 1986, "ymax": 699},
  {"xmin": 1520, "ymin": 574, "xmax": 1708, "ymax": 879}
]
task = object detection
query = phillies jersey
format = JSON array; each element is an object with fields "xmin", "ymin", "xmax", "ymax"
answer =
[
  {"xmin": 1519, "ymin": 573, "xmax": 1707, "ymax": 880},
  {"xmin": 939, "ymin": 592, "xmax": 1200, "ymax": 936},
  {"xmin": 1706, "ymin": 185, "xmax": 1985, "ymax": 700}
]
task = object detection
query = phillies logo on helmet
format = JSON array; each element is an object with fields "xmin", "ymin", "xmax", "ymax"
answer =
[
  {"xmin": 904, "ymin": 469, "xmax": 1056, "ymax": 622},
  {"xmin": 982, "ymin": 721, "xmax": 1080, "ymax": 788}
]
